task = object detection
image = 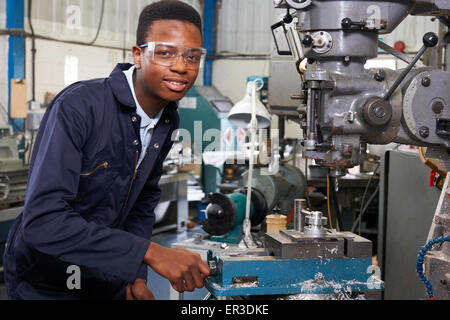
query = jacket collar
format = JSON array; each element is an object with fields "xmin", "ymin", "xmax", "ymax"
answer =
[{"xmin": 108, "ymin": 63, "xmax": 179, "ymax": 113}]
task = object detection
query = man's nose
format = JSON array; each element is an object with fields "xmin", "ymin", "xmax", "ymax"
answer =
[{"xmin": 170, "ymin": 54, "xmax": 188, "ymax": 73}]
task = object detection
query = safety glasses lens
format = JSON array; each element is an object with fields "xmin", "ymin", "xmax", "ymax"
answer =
[{"xmin": 149, "ymin": 44, "xmax": 205, "ymax": 70}]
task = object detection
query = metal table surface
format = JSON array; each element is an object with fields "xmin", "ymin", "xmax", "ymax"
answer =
[
  {"xmin": 159, "ymin": 172, "xmax": 192, "ymax": 185},
  {"xmin": 308, "ymin": 174, "xmax": 379, "ymax": 188}
]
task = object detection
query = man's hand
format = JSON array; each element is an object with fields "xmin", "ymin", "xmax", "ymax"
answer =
[
  {"xmin": 144, "ymin": 242, "xmax": 210, "ymax": 293},
  {"xmin": 126, "ymin": 278, "xmax": 155, "ymax": 300}
]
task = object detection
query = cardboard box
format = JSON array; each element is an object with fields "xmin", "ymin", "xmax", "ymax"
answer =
[
  {"xmin": 179, "ymin": 163, "xmax": 202, "ymax": 177},
  {"xmin": 10, "ymin": 79, "xmax": 27, "ymax": 118}
]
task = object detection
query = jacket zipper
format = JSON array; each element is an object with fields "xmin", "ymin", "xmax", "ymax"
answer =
[
  {"xmin": 80, "ymin": 161, "xmax": 109, "ymax": 176},
  {"xmin": 121, "ymin": 151, "xmax": 148, "ymax": 215}
]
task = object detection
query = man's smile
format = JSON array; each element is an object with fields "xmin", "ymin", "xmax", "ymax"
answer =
[{"xmin": 162, "ymin": 77, "xmax": 189, "ymax": 92}]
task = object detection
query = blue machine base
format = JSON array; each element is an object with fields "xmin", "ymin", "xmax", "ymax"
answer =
[{"xmin": 206, "ymin": 251, "xmax": 383, "ymax": 297}]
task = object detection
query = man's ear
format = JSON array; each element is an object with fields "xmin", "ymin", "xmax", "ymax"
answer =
[{"xmin": 132, "ymin": 46, "xmax": 142, "ymax": 69}]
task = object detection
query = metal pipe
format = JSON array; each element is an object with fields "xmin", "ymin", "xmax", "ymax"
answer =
[
  {"xmin": 6, "ymin": 0, "xmax": 25, "ymax": 132},
  {"xmin": 378, "ymin": 40, "xmax": 415, "ymax": 65},
  {"xmin": 294, "ymin": 199, "xmax": 307, "ymax": 232},
  {"xmin": 383, "ymin": 46, "xmax": 427, "ymax": 101},
  {"xmin": 202, "ymin": 0, "xmax": 218, "ymax": 86},
  {"xmin": 27, "ymin": 0, "xmax": 36, "ymax": 102},
  {"xmin": 384, "ymin": 33, "xmax": 438, "ymax": 101},
  {"xmin": 308, "ymin": 88, "xmax": 316, "ymax": 139}
]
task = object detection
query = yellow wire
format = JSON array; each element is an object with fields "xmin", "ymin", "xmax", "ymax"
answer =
[
  {"xmin": 419, "ymin": 147, "xmax": 447, "ymax": 178},
  {"xmin": 326, "ymin": 175, "xmax": 333, "ymax": 230}
]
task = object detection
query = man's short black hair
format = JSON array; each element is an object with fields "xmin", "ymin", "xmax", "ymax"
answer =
[{"xmin": 136, "ymin": 0, "xmax": 203, "ymax": 46}]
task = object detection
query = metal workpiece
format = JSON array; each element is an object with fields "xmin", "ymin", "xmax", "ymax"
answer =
[
  {"xmin": 265, "ymin": 231, "xmax": 345, "ymax": 259},
  {"xmin": 265, "ymin": 229, "xmax": 373, "ymax": 259},
  {"xmin": 303, "ymin": 211, "xmax": 328, "ymax": 237},
  {"xmin": 265, "ymin": 208, "xmax": 372, "ymax": 259},
  {"xmin": 294, "ymin": 199, "xmax": 307, "ymax": 232},
  {"xmin": 304, "ymin": 211, "xmax": 327, "ymax": 226}
]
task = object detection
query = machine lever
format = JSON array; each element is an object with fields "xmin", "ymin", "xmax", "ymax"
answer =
[
  {"xmin": 383, "ymin": 32, "xmax": 438, "ymax": 101},
  {"xmin": 341, "ymin": 17, "xmax": 367, "ymax": 30}
]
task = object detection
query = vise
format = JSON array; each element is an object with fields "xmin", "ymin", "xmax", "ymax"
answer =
[{"xmin": 205, "ymin": 206, "xmax": 383, "ymax": 298}]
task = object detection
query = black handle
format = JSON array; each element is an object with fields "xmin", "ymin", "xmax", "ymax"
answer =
[
  {"xmin": 423, "ymin": 32, "xmax": 439, "ymax": 48},
  {"xmin": 341, "ymin": 17, "xmax": 367, "ymax": 30},
  {"xmin": 302, "ymin": 34, "xmax": 313, "ymax": 47},
  {"xmin": 283, "ymin": 9, "xmax": 293, "ymax": 24},
  {"xmin": 384, "ymin": 32, "xmax": 439, "ymax": 101}
]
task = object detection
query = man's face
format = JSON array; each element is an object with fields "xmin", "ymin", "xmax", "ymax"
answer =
[{"xmin": 134, "ymin": 20, "xmax": 203, "ymax": 103}]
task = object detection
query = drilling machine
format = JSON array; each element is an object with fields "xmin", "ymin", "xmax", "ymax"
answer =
[
  {"xmin": 274, "ymin": 0, "xmax": 450, "ymax": 177},
  {"xmin": 204, "ymin": 0, "xmax": 450, "ymax": 300}
]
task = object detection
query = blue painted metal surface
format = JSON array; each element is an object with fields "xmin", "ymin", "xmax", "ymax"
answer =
[
  {"xmin": 202, "ymin": 0, "xmax": 217, "ymax": 86},
  {"xmin": 6, "ymin": 0, "xmax": 25, "ymax": 132},
  {"xmin": 206, "ymin": 250, "xmax": 383, "ymax": 296}
]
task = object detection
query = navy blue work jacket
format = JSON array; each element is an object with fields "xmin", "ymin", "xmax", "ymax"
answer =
[{"xmin": 3, "ymin": 63, "xmax": 179, "ymax": 299}]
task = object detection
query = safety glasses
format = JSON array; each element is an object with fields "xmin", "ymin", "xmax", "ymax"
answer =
[{"xmin": 139, "ymin": 41, "xmax": 207, "ymax": 70}]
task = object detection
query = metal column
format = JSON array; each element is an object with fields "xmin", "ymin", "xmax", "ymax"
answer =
[
  {"xmin": 202, "ymin": 0, "xmax": 217, "ymax": 86},
  {"xmin": 6, "ymin": 0, "xmax": 25, "ymax": 132},
  {"xmin": 176, "ymin": 179, "xmax": 188, "ymax": 233}
]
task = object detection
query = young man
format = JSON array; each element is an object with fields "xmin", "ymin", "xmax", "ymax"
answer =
[{"xmin": 3, "ymin": 0, "xmax": 210, "ymax": 300}]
